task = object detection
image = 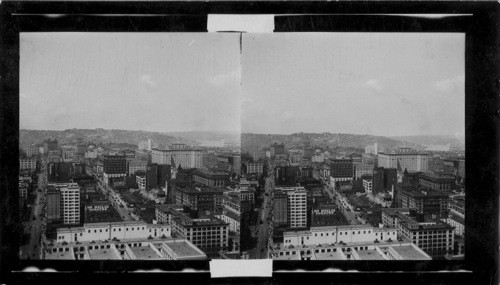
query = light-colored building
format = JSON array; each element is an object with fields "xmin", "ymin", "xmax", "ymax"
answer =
[
  {"xmin": 151, "ymin": 147, "xmax": 203, "ymax": 169},
  {"xmin": 216, "ymin": 211, "xmax": 240, "ymax": 234},
  {"xmin": 362, "ymin": 178, "xmax": 373, "ymax": 194},
  {"xmin": 382, "ymin": 208, "xmax": 455, "ymax": 257},
  {"xmin": 156, "ymin": 206, "xmax": 229, "ymax": 257},
  {"xmin": 282, "ymin": 225, "xmax": 398, "ymax": 247},
  {"xmin": 272, "ymin": 240, "xmax": 430, "ymax": 261},
  {"xmin": 136, "ymin": 175, "xmax": 146, "ymax": 190},
  {"xmin": 246, "ymin": 162, "xmax": 264, "ymax": 175},
  {"xmin": 276, "ymin": 187, "xmax": 307, "ymax": 228},
  {"xmin": 20, "ymin": 158, "xmax": 37, "ymax": 171},
  {"xmin": 24, "ymin": 145, "xmax": 39, "ymax": 157},
  {"xmin": 443, "ymin": 213, "xmax": 464, "ymax": 237},
  {"xmin": 56, "ymin": 221, "xmax": 172, "ymax": 243},
  {"xmin": 378, "ymin": 148, "xmax": 429, "ymax": 173},
  {"xmin": 364, "ymin": 143, "xmax": 379, "ymax": 155},
  {"xmin": 355, "ymin": 163, "xmax": 374, "ymax": 180},
  {"xmin": 45, "ymin": 236, "xmax": 205, "ymax": 260},
  {"xmin": 49, "ymin": 183, "xmax": 81, "ymax": 225},
  {"xmin": 128, "ymin": 160, "xmax": 147, "ymax": 175}
]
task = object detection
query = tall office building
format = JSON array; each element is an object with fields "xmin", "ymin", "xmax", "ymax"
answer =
[
  {"xmin": 276, "ymin": 187, "xmax": 307, "ymax": 228},
  {"xmin": 146, "ymin": 163, "xmax": 158, "ymax": 190},
  {"xmin": 329, "ymin": 158, "xmax": 354, "ymax": 185},
  {"xmin": 47, "ymin": 186, "xmax": 61, "ymax": 224},
  {"xmin": 157, "ymin": 164, "xmax": 171, "ymax": 189},
  {"xmin": 49, "ymin": 183, "xmax": 81, "ymax": 225},
  {"xmin": 102, "ymin": 154, "xmax": 127, "ymax": 186},
  {"xmin": 273, "ymin": 190, "xmax": 288, "ymax": 227}
]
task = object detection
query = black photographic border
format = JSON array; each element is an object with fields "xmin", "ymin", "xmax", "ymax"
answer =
[{"xmin": 0, "ymin": 2, "xmax": 498, "ymax": 284}]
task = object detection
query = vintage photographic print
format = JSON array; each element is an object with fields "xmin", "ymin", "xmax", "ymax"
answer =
[
  {"xmin": 240, "ymin": 33, "xmax": 465, "ymax": 261},
  {"xmin": 19, "ymin": 33, "xmax": 242, "ymax": 260},
  {"xmin": 18, "ymin": 31, "xmax": 465, "ymax": 262}
]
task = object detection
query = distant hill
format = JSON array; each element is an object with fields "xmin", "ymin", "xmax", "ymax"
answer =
[
  {"xmin": 241, "ymin": 133, "xmax": 422, "ymax": 152},
  {"xmin": 19, "ymin": 129, "xmax": 183, "ymax": 148},
  {"xmin": 163, "ymin": 131, "xmax": 240, "ymax": 143},
  {"xmin": 390, "ymin": 135, "xmax": 465, "ymax": 148}
]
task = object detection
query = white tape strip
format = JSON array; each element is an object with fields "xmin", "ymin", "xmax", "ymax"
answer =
[
  {"xmin": 207, "ymin": 15, "xmax": 275, "ymax": 33},
  {"xmin": 210, "ymin": 259, "xmax": 273, "ymax": 278}
]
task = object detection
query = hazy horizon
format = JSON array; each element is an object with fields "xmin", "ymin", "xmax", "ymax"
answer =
[
  {"xmin": 242, "ymin": 33, "xmax": 465, "ymax": 137},
  {"xmin": 20, "ymin": 127, "xmax": 464, "ymax": 139},
  {"xmin": 20, "ymin": 33, "xmax": 242, "ymax": 134}
]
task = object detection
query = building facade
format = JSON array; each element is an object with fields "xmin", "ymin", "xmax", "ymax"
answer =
[
  {"xmin": 151, "ymin": 148, "xmax": 203, "ymax": 169},
  {"xmin": 378, "ymin": 149, "xmax": 429, "ymax": 173},
  {"xmin": 329, "ymin": 158, "xmax": 354, "ymax": 185}
]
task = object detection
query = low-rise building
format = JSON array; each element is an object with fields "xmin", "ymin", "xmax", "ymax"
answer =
[
  {"xmin": 399, "ymin": 187, "xmax": 450, "ymax": 218},
  {"xmin": 44, "ymin": 238, "xmax": 205, "ymax": 260},
  {"xmin": 419, "ymin": 173, "xmax": 456, "ymax": 191},
  {"xmin": 272, "ymin": 240, "xmax": 430, "ymax": 261},
  {"xmin": 193, "ymin": 169, "xmax": 230, "ymax": 188},
  {"xmin": 56, "ymin": 221, "xmax": 172, "ymax": 243},
  {"xmin": 381, "ymin": 208, "xmax": 455, "ymax": 258},
  {"xmin": 156, "ymin": 206, "xmax": 229, "ymax": 257}
]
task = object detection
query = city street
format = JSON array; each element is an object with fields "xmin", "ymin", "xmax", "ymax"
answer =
[
  {"xmin": 89, "ymin": 168, "xmax": 134, "ymax": 221},
  {"xmin": 251, "ymin": 169, "xmax": 275, "ymax": 259},
  {"xmin": 21, "ymin": 162, "xmax": 47, "ymax": 259},
  {"xmin": 314, "ymin": 170, "xmax": 359, "ymax": 225}
]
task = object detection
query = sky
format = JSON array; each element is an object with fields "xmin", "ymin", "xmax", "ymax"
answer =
[
  {"xmin": 241, "ymin": 33, "xmax": 465, "ymax": 137},
  {"xmin": 21, "ymin": 32, "xmax": 464, "ymax": 137},
  {"xmin": 20, "ymin": 33, "xmax": 242, "ymax": 133}
]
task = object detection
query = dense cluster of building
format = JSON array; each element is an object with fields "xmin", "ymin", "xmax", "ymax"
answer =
[
  {"xmin": 240, "ymin": 140, "xmax": 465, "ymax": 261},
  {"xmin": 21, "ymin": 136, "xmax": 243, "ymax": 260}
]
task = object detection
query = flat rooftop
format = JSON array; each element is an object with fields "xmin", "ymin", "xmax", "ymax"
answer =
[
  {"xmin": 391, "ymin": 245, "xmax": 430, "ymax": 260},
  {"xmin": 45, "ymin": 249, "xmax": 74, "ymax": 260},
  {"xmin": 130, "ymin": 246, "xmax": 162, "ymax": 259},
  {"xmin": 87, "ymin": 248, "xmax": 121, "ymax": 260},
  {"xmin": 356, "ymin": 249, "xmax": 386, "ymax": 260},
  {"xmin": 164, "ymin": 241, "xmax": 204, "ymax": 258},
  {"xmin": 313, "ymin": 251, "xmax": 345, "ymax": 260},
  {"xmin": 274, "ymin": 254, "xmax": 301, "ymax": 260}
]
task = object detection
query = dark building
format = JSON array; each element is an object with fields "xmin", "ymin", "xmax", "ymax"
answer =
[
  {"xmin": 273, "ymin": 190, "xmax": 288, "ymax": 227},
  {"xmin": 419, "ymin": 173, "xmax": 456, "ymax": 191},
  {"xmin": 329, "ymin": 158, "xmax": 354, "ymax": 179},
  {"xmin": 240, "ymin": 200, "xmax": 256, "ymax": 252},
  {"xmin": 43, "ymin": 139, "xmax": 58, "ymax": 154},
  {"xmin": 302, "ymin": 148, "xmax": 315, "ymax": 159},
  {"xmin": 192, "ymin": 169, "xmax": 230, "ymax": 188},
  {"xmin": 48, "ymin": 162, "xmax": 73, "ymax": 182},
  {"xmin": 172, "ymin": 183, "xmax": 224, "ymax": 212},
  {"xmin": 402, "ymin": 170, "xmax": 421, "ymax": 187},
  {"xmin": 47, "ymin": 186, "xmax": 61, "ymax": 224},
  {"xmin": 398, "ymin": 186, "xmax": 450, "ymax": 218},
  {"xmin": 270, "ymin": 143, "xmax": 285, "ymax": 158},
  {"xmin": 383, "ymin": 168, "xmax": 398, "ymax": 190},
  {"xmin": 157, "ymin": 164, "xmax": 171, "ymax": 189},
  {"xmin": 75, "ymin": 144, "xmax": 86, "ymax": 156},
  {"xmin": 300, "ymin": 167, "xmax": 313, "ymax": 179},
  {"xmin": 275, "ymin": 166, "xmax": 301, "ymax": 186},
  {"xmin": 372, "ymin": 167, "xmax": 384, "ymax": 195},
  {"xmin": 103, "ymin": 154, "xmax": 127, "ymax": 174},
  {"xmin": 73, "ymin": 162, "xmax": 86, "ymax": 176},
  {"xmin": 146, "ymin": 163, "xmax": 158, "ymax": 190}
]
